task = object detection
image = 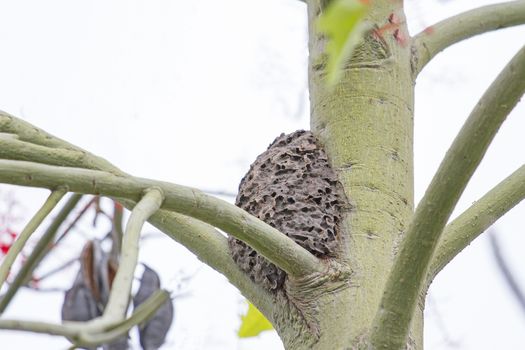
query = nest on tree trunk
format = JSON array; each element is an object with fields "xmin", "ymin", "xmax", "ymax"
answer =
[{"xmin": 228, "ymin": 130, "xmax": 346, "ymax": 291}]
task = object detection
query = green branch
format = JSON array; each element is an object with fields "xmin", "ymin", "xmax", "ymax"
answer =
[
  {"xmin": 412, "ymin": 1, "xmax": 525, "ymax": 74},
  {"xmin": 78, "ymin": 290, "xmax": 169, "ymax": 346},
  {"xmin": 427, "ymin": 164, "xmax": 525, "ymax": 283},
  {"xmin": 0, "ymin": 160, "xmax": 322, "ymax": 279},
  {"xmin": 0, "ymin": 319, "xmax": 79, "ymax": 338},
  {"xmin": 0, "ymin": 189, "xmax": 67, "ymax": 290},
  {"xmin": 0, "ymin": 112, "xmax": 275, "ymax": 315},
  {"xmin": 370, "ymin": 45, "xmax": 525, "ymax": 349},
  {"xmin": 0, "ymin": 112, "xmax": 123, "ymax": 175},
  {"xmin": 61, "ymin": 189, "xmax": 163, "ymax": 337},
  {"xmin": 0, "ymin": 137, "xmax": 110, "ymax": 172},
  {"xmin": 109, "ymin": 201, "xmax": 124, "ymax": 260},
  {"xmin": 0, "ymin": 289, "xmax": 169, "ymax": 348},
  {"xmin": 102, "ymin": 188, "xmax": 163, "ymax": 322},
  {"xmin": 132, "ymin": 205, "xmax": 275, "ymax": 318},
  {"xmin": 0, "ymin": 194, "xmax": 83, "ymax": 313}
]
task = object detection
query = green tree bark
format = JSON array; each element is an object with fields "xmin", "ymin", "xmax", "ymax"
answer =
[{"xmin": 292, "ymin": 0, "xmax": 419, "ymax": 348}]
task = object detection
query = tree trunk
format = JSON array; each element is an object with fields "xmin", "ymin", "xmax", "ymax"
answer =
[{"xmin": 272, "ymin": 1, "xmax": 420, "ymax": 348}]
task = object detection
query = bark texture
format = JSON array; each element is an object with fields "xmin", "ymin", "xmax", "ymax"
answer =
[{"xmin": 293, "ymin": 0, "xmax": 420, "ymax": 348}]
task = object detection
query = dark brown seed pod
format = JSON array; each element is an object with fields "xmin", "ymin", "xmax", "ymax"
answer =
[{"xmin": 228, "ymin": 130, "xmax": 346, "ymax": 291}]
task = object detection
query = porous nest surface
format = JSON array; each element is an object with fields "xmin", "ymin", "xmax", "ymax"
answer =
[{"xmin": 228, "ymin": 130, "xmax": 346, "ymax": 291}]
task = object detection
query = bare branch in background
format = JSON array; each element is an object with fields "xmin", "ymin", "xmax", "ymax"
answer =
[
  {"xmin": 201, "ymin": 189, "xmax": 237, "ymax": 198},
  {"xmin": 34, "ymin": 256, "xmax": 79, "ymax": 283},
  {"xmin": 489, "ymin": 230, "xmax": 525, "ymax": 316},
  {"xmin": 427, "ymin": 296, "xmax": 461, "ymax": 348},
  {"xmin": 53, "ymin": 197, "xmax": 97, "ymax": 244},
  {"xmin": 0, "ymin": 189, "xmax": 67, "ymax": 292},
  {"xmin": 0, "ymin": 194, "xmax": 83, "ymax": 313}
]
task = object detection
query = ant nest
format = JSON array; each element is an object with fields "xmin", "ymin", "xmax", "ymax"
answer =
[{"xmin": 228, "ymin": 130, "xmax": 346, "ymax": 291}]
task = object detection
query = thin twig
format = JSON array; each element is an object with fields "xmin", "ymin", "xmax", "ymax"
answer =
[
  {"xmin": 109, "ymin": 201, "xmax": 124, "ymax": 262},
  {"xmin": 0, "ymin": 318, "xmax": 79, "ymax": 338},
  {"xmin": 427, "ymin": 296, "xmax": 461, "ymax": 348},
  {"xmin": 54, "ymin": 196, "xmax": 98, "ymax": 246},
  {"xmin": 78, "ymin": 290, "xmax": 169, "ymax": 346},
  {"xmin": 34, "ymin": 256, "xmax": 79, "ymax": 282},
  {"xmin": 0, "ymin": 194, "xmax": 83, "ymax": 313},
  {"xmin": 489, "ymin": 231, "xmax": 525, "ymax": 315},
  {"xmin": 24, "ymin": 286, "xmax": 68, "ymax": 293},
  {"xmin": 0, "ymin": 189, "xmax": 67, "ymax": 290},
  {"xmin": 0, "ymin": 289, "xmax": 169, "ymax": 348}
]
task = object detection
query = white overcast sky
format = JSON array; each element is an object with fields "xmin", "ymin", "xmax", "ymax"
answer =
[{"xmin": 0, "ymin": 0, "xmax": 524, "ymax": 349}]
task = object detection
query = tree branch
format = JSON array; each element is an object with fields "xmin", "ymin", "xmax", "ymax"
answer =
[
  {"xmin": 0, "ymin": 319, "xmax": 79, "ymax": 338},
  {"xmin": 2, "ymin": 244, "xmax": 170, "ymax": 347},
  {"xmin": 0, "ymin": 159, "xmax": 322, "ymax": 279},
  {"xmin": 130, "ymin": 205, "xmax": 275, "ymax": 317},
  {"xmin": 412, "ymin": 1, "xmax": 525, "ymax": 75},
  {"xmin": 59, "ymin": 189, "xmax": 163, "ymax": 339},
  {"xmin": 0, "ymin": 136, "xmax": 124, "ymax": 175},
  {"xmin": 109, "ymin": 201, "xmax": 124, "ymax": 261},
  {"xmin": 427, "ymin": 165, "xmax": 525, "ymax": 283},
  {"xmin": 370, "ymin": 45, "xmax": 525, "ymax": 349},
  {"xmin": 0, "ymin": 194, "xmax": 83, "ymax": 313},
  {"xmin": 0, "ymin": 112, "xmax": 277, "ymax": 315},
  {"xmin": 0, "ymin": 118, "xmax": 281, "ymax": 342},
  {"xmin": 0, "ymin": 112, "xmax": 123, "ymax": 175},
  {"xmin": 0, "ymin": 289, "xmax": 169, "ymax": 348},
  {"xmin": 101, "ymin": 188, "xmax": 163, "ymax": 323},
  {"xmin": 0, "ymin": 112, "xmax": 322, "ymax": 278},
  {"xmin": 77, "ymin": 290, "xmax": 169, "ymax": 346},
  {"xmin": 0, "ymin": 113, "xmax": 301, "ymax": 322},
  {"xmin": 0, "ymin": 189, "xmax": 67, "ymax": 290}
]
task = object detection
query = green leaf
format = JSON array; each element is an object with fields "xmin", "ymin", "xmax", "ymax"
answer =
[
  {"xmin": 238, "ymin": 301, "xmax": 273, "ymax": 338},
  {"xmin": 316, "ymin": 0, "xmax": 370, "ymax": 86}
]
